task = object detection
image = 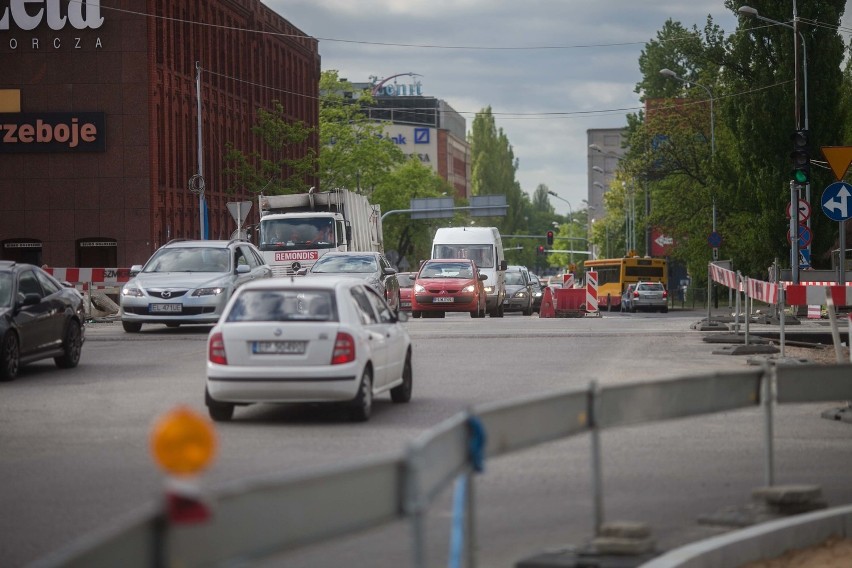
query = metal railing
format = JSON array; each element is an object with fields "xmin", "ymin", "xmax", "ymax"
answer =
[{"xmin": 33, "ymin": 363, "xmax": 852, "ymax": 568}]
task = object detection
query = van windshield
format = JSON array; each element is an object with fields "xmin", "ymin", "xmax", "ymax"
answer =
[{"xmin": 432, "ymin": 244, "xmax": 494, "ymax": 268}]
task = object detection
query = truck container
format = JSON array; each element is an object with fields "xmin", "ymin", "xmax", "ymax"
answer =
[{"xmin": 258, "ymin": 189, "xmax": 383, "ymax": 276}]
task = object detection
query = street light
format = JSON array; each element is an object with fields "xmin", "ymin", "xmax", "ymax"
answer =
[
  {"xmin": 546, "ymin": 190, "xmax": 573, "ymax": 217},
  {"xmin": 739, "ymin": 4, "xmax": 810, "ymax": 284}
]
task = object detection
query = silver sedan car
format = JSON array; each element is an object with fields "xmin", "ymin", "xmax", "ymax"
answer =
[{"xmin": 631, "ymin": 281, "xmax": 669, "ymax": 313}]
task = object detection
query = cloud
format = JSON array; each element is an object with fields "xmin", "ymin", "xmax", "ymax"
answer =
[{"xmin": 264, "ymin": 1, "xmax": 743, "ymax": 216}]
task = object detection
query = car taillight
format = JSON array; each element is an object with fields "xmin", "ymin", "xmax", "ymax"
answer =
[
  {"xmin": 662, "ymin": 290, "xmax": 668, "ymax": 298},
  {"xmin": 633, "ymin": 291, "xmax": 639, "ymax": 298},
  {"xmin": 208, "ymin": 332, "xmax": 228, "ymax": 365},
  {"xmin": 331, "ymin": 332, "xmax": 355, "ymax": 365}
]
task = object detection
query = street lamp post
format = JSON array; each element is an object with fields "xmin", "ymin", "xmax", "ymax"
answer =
[
  {"xmin": 548, "ymin": 191, "xmax": 574, "ymax": 265},
  {"xmin": 738, "ymin": 3, "xmax": 810, "ymax": 285},
  {"xmin": 660, "ymin": 68, "xmax": 717, "ymax": 235}
]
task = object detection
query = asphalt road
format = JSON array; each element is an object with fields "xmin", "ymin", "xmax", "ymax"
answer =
[{"xmin": 1, "ymin": 310, "xmax": 850, "ymax": 568}]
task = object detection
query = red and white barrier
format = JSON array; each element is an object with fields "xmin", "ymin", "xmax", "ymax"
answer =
[
  {"xmin": 45, "ymin": 267, "xmax": 132, "ymax": 284},
  {"xmin": 745, "ymin": 278, "xmax": 778, "ymax": 305},
  {"xmin": 784, "ymin": 284, "xmax": 852, "ymax": 307},
  {"xmin": 709, "ymin": 263, "xmax": 737, "ymax": 289},
  {"xmin": 585, "ymin": 271, "xmax": 598, "ymax": 314}
]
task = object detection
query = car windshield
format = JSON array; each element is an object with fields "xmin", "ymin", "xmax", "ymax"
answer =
[
  {"xmin": 259, "ymin": 218, "xmax": 336, "ymax": 251},
  {"xmin": 143, "ymin": 247, "xmax": 230, "ymax": 273},
  {"xmin": 0, "ymin": 272, "xmax": 11, "ymax": 307},
  {"xmin": 431, "ymin": 244, "xmax": 494, "ymax": 268},
  {"xmin": 397, "ymin": 273, "xmax": 415, "ymax": 287},
  {"xmin": 505, "ymin": 272, "xmax": 526, "ymax": 286},
  {"xmin": 227, "ymin": 289, "xmax": 336, "ymax": 322},
  {"xmin": 419, "ymin": 262, "xmax": 474, "ymax": 279},
  {"xmin": 312, "ymin": 255, "xmax": 377, "ymax": 274}
]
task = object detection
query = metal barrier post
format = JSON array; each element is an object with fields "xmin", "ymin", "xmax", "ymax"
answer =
[
  {"xmin": 589, "ymin": 380, "xmax": 604, "ymax": 537},
  {"xmin": 744, "ymin": 278, "xmax": 751, "ymax": 346},
  {"xmin": 707, "ymin": 263, "xmax": 712, "ymax": 322},
  {"xmin": 734, "ymin": 272, "xmax": 742, "ymax": 334},
  {"xmin": 825, "ymin": 286, "xmax": 845, "ymax": 363},
  {"xmin": 762, "ymin": 366, "xmax": 775, "ymax": 487},
  {"xmin": 404, "ymin": 447, "xmax": 427, "ymax": 568},
  {"xmin": 779, "ymin": 288, "xmax": 786, "ymax": 358},
  {"xmin": 465, "ymin": 472, "xmax": 476, "ymax": 568}
]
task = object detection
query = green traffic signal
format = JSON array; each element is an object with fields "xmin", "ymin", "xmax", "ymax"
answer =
[{"xmin": 790, "ymin": 130, "xmax": 810, "ymax": 185}]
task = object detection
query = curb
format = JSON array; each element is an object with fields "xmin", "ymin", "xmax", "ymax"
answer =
[{"xmin": 638, "ymin": 504, "xmax": 852, "ymax": 568}]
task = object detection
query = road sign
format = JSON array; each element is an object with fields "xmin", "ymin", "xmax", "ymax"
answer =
[
  {"xmin": 785, "ymin": 199, "xmax": 811, "ymax": 222},
  {"xmin": 821, "ymin": 146, "xmax": 852, "ymax": 181},
  {"xmin": 821, "ymin": 182, "xmax": 852, "ymax": 222},
  {"xmin": 787, "ymin": 223, "xmax": 812, "ymax": 249},
  {"xmin": 799, "ymin": 248, "xmax": 811, "ymax": 270},
  {"xmin": 707, "ymin": 231, "xmax": 722, "ymax": 248},
  {"xmin": 226, "ymin": 201, "xmax": 252, "ymax": 225},
  {"xmin": 712, "ymin": 247, "xmax": 719, "ymax": 261}
]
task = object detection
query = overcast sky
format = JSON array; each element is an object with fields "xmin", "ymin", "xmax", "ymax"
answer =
[{"xmin": 263, "ymin": 1, "xmax": 840, "ymax": 218}]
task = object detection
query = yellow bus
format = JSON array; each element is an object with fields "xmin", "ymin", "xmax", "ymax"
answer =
[{"xmin": 583, "ymin": 256, "xmax": 667, "ymax": 311}]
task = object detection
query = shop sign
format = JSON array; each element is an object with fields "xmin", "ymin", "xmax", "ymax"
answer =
[{"xmin": 0, "ymin": 112, "xmax": 105, "ymax": 153}]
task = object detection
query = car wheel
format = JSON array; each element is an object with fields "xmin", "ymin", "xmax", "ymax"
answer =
[
  {"xmin": 166, "ymin": 323, "xmax": 180, "ymax": 328},
  {"xmin": 0, "ymin": 332, "xmax": 20, "ymax": 381},
  {"xmin": 662, "ymin": 306, "xmax": 669, "ymax": 313},
  {"xmin": 54, "ymin": 320, "xmax": 82, "ymax": 369},
  {"xmin": 412, "ymin": 310, "xmax": 421, "ymax": 319},
  {"xmin": 349, "ymin": 367, "xmax": 373, "ymax": 422},
  {"xmin": 205, "ymin": 388, "xmax": 234, "ymax": 422},
  {"xmin": 391, "ymin": 352, "xmax": 413, "ymax": 403},
  {"xmin": 497, "ymin": 302, "xmax": 505, "ymax": 317},
  {"xmin": 122, "ymin": 321, "xmax": 142, "ymax": 333},
  {"xmin": 523, "ymin": 301, "xmax": 533, "ymax": 316}
]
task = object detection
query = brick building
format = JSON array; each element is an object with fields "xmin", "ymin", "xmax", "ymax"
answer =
[{"xmin": 0, "ymin": 0, "xmax": 319, "ymax": 268}]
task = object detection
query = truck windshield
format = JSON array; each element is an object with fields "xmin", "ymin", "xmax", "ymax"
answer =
[
  {"xmin": 432, "ymin": 244, "xmax": 494, "ymax": 268},
  {"xmin": 260, "ymin": 218, "xmax": 336, "ymax": 251}
]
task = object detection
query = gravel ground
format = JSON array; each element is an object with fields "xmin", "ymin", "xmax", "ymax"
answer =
[{"xmin": 740, "ymin": 536, "xmax": 852, "ymax": 568}]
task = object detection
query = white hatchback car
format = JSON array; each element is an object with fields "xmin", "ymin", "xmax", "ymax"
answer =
[{"xmin": 205, "ymin": 276, "xmax": 412, "ymax": 422}]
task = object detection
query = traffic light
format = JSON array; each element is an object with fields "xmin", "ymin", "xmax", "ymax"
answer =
[
  {"xmin": 790, "ymin": 129, "xmax": 810, "ymax": 185},
  {"xmin": 546, "ymin": 231, "xmax": 554, "ymax": 246},
  {"xmin": 537, "ymin": 245, "xmax": 545, "ymax": 256}
]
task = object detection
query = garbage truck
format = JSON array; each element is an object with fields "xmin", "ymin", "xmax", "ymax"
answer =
[{"xmin": 257, "ymin": 188, "xmax": 383, "ymax": 276}]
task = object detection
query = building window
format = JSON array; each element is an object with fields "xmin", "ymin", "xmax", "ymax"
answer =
[
  {"xmin": 76, "ymin": 238, "xmax": 118, "ymax": 267},
  {"xmin": 1, "ymin": 239, "xmax": 43, "ymax": 265}
]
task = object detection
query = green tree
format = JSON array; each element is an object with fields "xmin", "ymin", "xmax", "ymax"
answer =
[
  {"xmin": 372, "ymin": 158, "xmax": 454, "ymax": 268},
  {"xmin": 318, "ymin": 70, "xmax": 405, "ymax": 192},
  {"xmin": 223, "ymin": 100, "xmax": 316, "ymax": 195}
]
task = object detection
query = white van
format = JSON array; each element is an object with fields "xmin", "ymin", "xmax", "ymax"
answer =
[{"xmin": 431, "ymin": 226, "xmax": 507, "ymax": 317}]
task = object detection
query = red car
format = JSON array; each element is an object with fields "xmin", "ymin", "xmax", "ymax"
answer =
[
  {"xmin": 397, "ymin": 272, "xmax": 416, "ymax": 312},
  {"xmin": 411, "ymin": 259, "xmax": 487, "ymax": 318}
]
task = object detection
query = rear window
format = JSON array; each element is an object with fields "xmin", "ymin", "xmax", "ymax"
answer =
[
  {"xmin": 227, "ymin": 289, "xmax": 336, "ymax": 322},
  {"xmin": 637, "ymin": 283, "xmax": 664, "ymax": 291}
]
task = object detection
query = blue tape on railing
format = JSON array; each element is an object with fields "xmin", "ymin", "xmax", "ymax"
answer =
[
  {"xmin": 448, "ymin": 475, "xmax": 467, "ymax": 568},
  {"xmin": 468, "ymin": 415, "xmax": 486, "ymax": 473}
]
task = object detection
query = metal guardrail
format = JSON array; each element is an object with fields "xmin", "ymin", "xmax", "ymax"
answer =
[{"xmin": 33, "ymin": 363, "xmax": 852, "ymax": 568}]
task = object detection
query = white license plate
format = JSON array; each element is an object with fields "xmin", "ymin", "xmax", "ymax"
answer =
[
  {"xmin": 252, "ymin": 341, "xmax": 307, "ymax": 355},
  {"xmin": 150, "ymin": 303, "xmax": 182, "ymax": 313},
  {"xmin": 434, "ymin": 297, "xmax": 455, "ymax": 303},
  {"xmin": 401, "ymin": 301, "xmax": 411, "ymax": 308}
]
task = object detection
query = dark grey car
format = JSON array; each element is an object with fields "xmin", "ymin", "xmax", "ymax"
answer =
[
  {"xmin": 502, "ymin": 265, "xmax": 534, "ymax": 316},
  {"xmin": 306, "ymin": 252, "xmax": 401, "ymax": 314}
]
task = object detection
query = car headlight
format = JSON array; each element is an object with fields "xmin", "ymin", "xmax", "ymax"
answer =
[
  {"xmin": 192, "ymin": 287, "xmax": 225, "ymax": 297},
  {"xmin": 484, "ymin": 286, "xmax": 494, "ymax": 294},
  {"xmin": 534, "ymin": 292, "xmax": 542, "ymax": 298},
  {"xmin": 461, "ymin": 285, "xmax": 475, "ymax": 293},
  {"xmin": 122, "ymin": 286, "xmax": 143, "ymax": 298},
  {"xmin": 414, "ymin": 284, "xmax": 425, "ymax": 293},
  {"xmin": 513, "ymin": 291, "xmax": 527, "ymax": 299}
]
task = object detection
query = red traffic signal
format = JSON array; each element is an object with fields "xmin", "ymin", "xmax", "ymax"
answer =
[
  {"xmin": 546, "ymin": 231, "xmax": 554, "ymax": 246},
  {"xmin": 537, "ymin": 245, "xmax": 545, "ymax": 255}
]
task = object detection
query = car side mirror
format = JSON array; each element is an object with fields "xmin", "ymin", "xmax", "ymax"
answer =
[
  {"xmin": 383, "ymin": 267, "xmax": 397, "ymax": 276},
  {"xmin": 296, "ymin": 268, "xmax": 308, "ymax": 276},
  {"xmin": 20, "ymin": 293, "xmax": 41, "ymax": 307},
  {"xmin": 500, "ymin": 260, "xmax": 508, "ymax": 271},
  {"xmin": 236, "ymin": 264, "xmax": 250, "ymax": 274},
  {"xmin": 479, "ymin": 274, "xmax": 488, "ymax": 281},
  {"xmin": 129, "ymin": 264, "xmax": 143, "ymax": 276}
]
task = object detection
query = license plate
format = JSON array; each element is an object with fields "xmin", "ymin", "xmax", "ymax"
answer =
[
  {"xmin": 252, "ymin": 341, "xmax": 307, "ymax": 355},
  {"xmin": 401, "ymin": 301, "xmax": 411, "ymax": 308},
  {"xmin": 149, "ymin": 303, "xmax": 182, "ymax": 313},
  {"xmin": 434, "ymin": 297, "xmax": 454, "ymax": 303}
]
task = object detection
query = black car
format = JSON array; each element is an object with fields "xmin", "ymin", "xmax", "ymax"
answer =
[{"xmin": 0, "ymin": 262, "xmax": 86, "ymax": 380}]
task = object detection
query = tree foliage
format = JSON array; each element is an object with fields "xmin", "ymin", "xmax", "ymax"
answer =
[
  {"xmin": 614, "ymin": 1, "xmax": 847, "ymax": 281},
  {"xmin": 223, "ymin": 100, "xmax": 316, "ymax": 195}
]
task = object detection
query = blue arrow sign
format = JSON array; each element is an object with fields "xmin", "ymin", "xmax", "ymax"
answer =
[
  {"xmin": 821, "ymin": 182, "xmax": 852, "ymax": 221},
  {"xmin": 707, "ymin": 231, "xmax": 722, "ymax": 248}
]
